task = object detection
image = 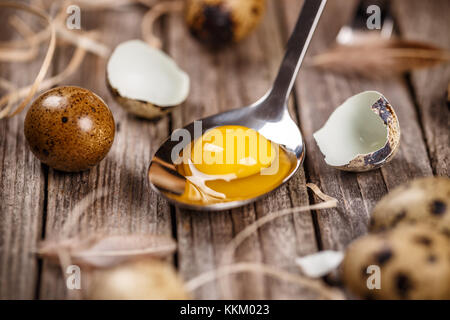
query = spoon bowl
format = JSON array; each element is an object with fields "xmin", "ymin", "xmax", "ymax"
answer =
[{"xmin": 148, "ymin": 0, "xmax": 327, "ymax": 211}]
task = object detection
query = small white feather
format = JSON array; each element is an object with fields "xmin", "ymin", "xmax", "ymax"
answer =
[{"xmin": 295, "ymin": 250, "xmax": 344, "ymax": 278}]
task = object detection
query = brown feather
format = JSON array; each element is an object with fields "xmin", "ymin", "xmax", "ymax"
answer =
[
  {"xmin": 38, "ymin": 234, "xmax": 177, "ymax": 268},
  {"xmin": 310, "ymin": 39, "xmax": 450, "ymax": 78}
]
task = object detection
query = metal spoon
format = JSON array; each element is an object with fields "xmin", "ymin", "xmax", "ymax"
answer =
[{"xmin": 148, "ymin": 0, "xmax": 327, "ymax": 211}]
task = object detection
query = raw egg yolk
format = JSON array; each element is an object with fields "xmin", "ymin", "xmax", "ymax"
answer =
[
  {"xmin": 171, "ymin": 125, "xmax": 294, "ymax": 205},
  {"xmin": 191, "ymin": 125, "xmax": 276, "ymax": 178}
]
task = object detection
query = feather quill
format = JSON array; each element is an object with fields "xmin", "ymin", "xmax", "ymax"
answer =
[
  {"xmin": 310, "ymin": 39, "xmax": 450, "ymax": 78},
  {"xmin": 37, "ymin": 234, "xmax": 177, "ymax": 268}
]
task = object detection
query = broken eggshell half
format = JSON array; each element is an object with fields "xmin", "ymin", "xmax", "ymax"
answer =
[
  {"xmin": 106, "ymin": 39, "xmax": 190, "ymax": 120},
  {"xmin": 313, "ymin": 91, "xmax": 400, "ymax": 172}
]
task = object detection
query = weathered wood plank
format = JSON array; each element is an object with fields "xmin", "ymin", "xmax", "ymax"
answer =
[
  {"xmin": 38, "ymin": 7, "xmax": 172, "ymax": 299},
  {"xmin": 167, "ymin": 0, "xmax": 317, "ymax": 299},
  {"xmin": 0, "ymin": 0, "xmax": 445, "ymax": 300},
  {"xmin": 0, "ymin": 10, "xmax": 47, "ymax": 299},
  {"xmin": 393, "ymin": 0, "xmax": 450, "ymax": 177},
  {"xmin": 280, "ymin": 0, "xmax": 433, "ymax": 250}
]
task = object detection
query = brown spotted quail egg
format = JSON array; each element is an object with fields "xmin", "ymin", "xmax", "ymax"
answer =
[
  {"xmin": 370, "ymin": 177, "xmax": 450, "ymax": 235},
  {"xmin": 24, "ymin": 86, "xmax": 115, "ymax": 172},
  {"xmin": 341, "ymin": 224, "xmax": 450, "ymax": 300},
  {"xmin": 314, "ymin": 91, "xmax": 400, "ymax": 172},
  {"xmin": 185, "ymin": 0, "xmax": 266, "ymax": 47}
]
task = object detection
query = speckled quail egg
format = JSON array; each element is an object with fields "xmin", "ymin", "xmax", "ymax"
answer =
[
  {"xmin": 24, "ymin": 86, "xmax": 115, "ymax": 172},
  {"xmin": 341, "ymin": 224, "xmax": 450, "ymax": 300},
  {"xmin": 86, "ymin": 259, "xmax": 190, "ymax": 300},
  {"xmin": 370, "ymin": 177, "xmax": 450, "ymax": 236},
  {"xmin": 185, "ymin": 0, "xmax": 266, "ymax": 47},
  {"xmin": 314, "ymin": 91, "xmax": 400, "ymax": 172}
]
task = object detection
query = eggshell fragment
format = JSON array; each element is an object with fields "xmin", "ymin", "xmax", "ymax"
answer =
[
  {"xmin": 106, "ymin": 40, "xmax": 190, "ymax": 119},
  {"xmin": 296, "ymin": 250, "xmax": 344, "ymax": 278},
  {"xmin": 314, "ymin": 91, "xmax": 400, "ymax": 172}
]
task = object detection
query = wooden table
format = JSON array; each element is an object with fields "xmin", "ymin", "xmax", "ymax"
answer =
[{"xmin": 0, "ymin": 0, "xmax": 448, "ymax": 299}]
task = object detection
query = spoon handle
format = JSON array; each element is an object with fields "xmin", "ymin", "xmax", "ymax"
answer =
[{"xmin": 268, "ymin": 0, "xmax": 327, "ymax": 106}]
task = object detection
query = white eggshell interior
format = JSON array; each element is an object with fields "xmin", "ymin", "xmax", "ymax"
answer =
[
  {"xmin": 313, "ymin": 91, "xmax": 388, "ymax": 166},
  {"xmin": 107, "ymin": 39, "xmax": 190, "ymax": 106}
]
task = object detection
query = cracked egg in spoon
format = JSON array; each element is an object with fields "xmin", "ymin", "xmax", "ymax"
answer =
[{"xmin": 314, "ymin": 91, "xmax": 400, "ymax": 172}]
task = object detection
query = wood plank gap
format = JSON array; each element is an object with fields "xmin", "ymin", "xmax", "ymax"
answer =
[
  {"xmin": 403, "ymin": 74, "xmax": 435, "ymax": 174},
  {"xmin": 170, "ymin": 205, "xmax": 179, "ymax": 268},
  {"xmin": 304, "ymin": 186, "xmax": 325, "ymax": 251},
  {"xmin": 34, "ymin": 163, "xmax": 49, "ymax": 300},
  {"xmin": 249, "ymin": 201, "xmax": 269, "ymax": 297}
]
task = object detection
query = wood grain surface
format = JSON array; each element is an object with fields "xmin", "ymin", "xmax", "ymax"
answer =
[
  {"xmin": 0, "ymin": 0, "xmax": 448, "ymax": 299},
  {"xmin": 392, "ymin": 0, "xmax": 450, "ymax": 177}
]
